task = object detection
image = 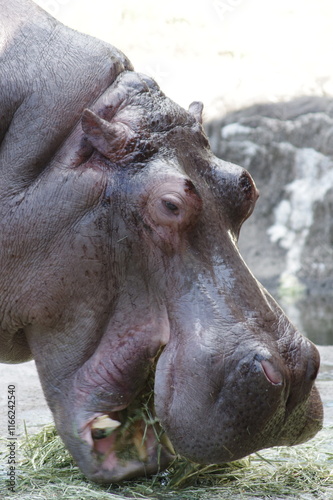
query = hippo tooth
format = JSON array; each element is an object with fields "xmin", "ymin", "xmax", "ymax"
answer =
[{"xmin": 91, "ymin": 415, "xmax": 121, "ymax": 440}]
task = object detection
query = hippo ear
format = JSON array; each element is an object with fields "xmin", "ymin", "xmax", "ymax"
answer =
[
  {"xmin": 81, "ymin": 109, "xmax": 134, "ymax": 161},
  {"xmin": 188, "ymin": 101, "xmax": 204, "ymax": 124}
]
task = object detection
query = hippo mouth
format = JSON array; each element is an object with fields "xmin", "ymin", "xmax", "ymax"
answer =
[
  {"xmin": 75, "ymin": 360, "xmax": 176, "ymax": 483},
  {"xmin": 78, "ymin": 359, "xmax": 279, "ymax": 480}
]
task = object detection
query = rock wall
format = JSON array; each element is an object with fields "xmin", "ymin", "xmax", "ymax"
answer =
[{"xmin": 205, "ymin": 97, "xmax": 333, "ymax": 343}]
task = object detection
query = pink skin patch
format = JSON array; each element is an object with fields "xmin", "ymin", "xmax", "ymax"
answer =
[{"xmin": 261, "ymin": 359, "xmax": 283, "ymax": 385}]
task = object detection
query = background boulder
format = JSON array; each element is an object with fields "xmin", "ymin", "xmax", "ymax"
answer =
[{"xmin": 206, "ymin": 96, "xmax": 333, "ymax": 343}]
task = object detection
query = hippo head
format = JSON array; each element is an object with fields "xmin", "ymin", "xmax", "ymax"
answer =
[{"xmin": 2, "ymin": 71, "xmax": 322, "ymax": 482}]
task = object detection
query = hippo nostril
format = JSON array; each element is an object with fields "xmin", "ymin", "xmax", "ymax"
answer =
[
  {"xmin": 261, "ymin": 359, "xmax": 283, "ymax": 385},
  {"xmin": 305, "ymin": 343, "xmax": 320, "ymax": 382},
  {"xmin": 307, "ymin": 360, "xmax": 319, "ymax": 382}
]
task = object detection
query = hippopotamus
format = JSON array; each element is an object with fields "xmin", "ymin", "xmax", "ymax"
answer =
[{"xmin": 0, "ymin": 0, "xmax": 323, "ymax": 484}]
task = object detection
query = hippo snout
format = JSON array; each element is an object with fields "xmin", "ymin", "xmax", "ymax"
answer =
[{"xmin": 154, "ymin": 296, "xmax": 323, "ymax": 466}]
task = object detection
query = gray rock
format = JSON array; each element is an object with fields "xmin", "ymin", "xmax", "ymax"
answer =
[
  {"xmin": 206, "ymin": 96, "xmax": 333, "ymax": 295},
  {"xmin": 205, "ymin": 97, "xmax": 333, "ymax": 344}
]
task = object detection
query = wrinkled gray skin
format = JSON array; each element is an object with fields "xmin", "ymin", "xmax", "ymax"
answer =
[{"xmin": 0, "ymin": 0, "xmax": 323, "ymax": 484}]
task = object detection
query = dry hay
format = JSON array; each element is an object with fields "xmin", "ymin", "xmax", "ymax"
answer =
[{"xmin": 1, "ymin": 421, "xmax": 333, "ymax": 500}]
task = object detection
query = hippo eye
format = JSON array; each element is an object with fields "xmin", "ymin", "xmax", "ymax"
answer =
[{"xmin": 164, "ymin": 200, "xmax": 180, "ymax": 215}]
